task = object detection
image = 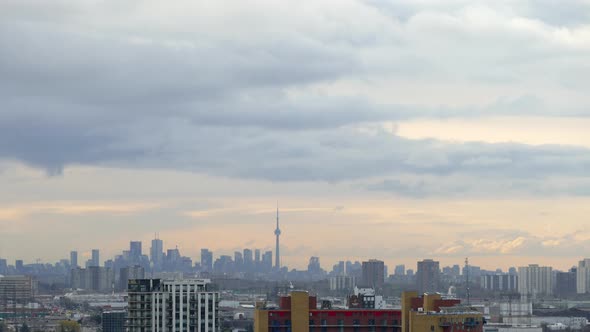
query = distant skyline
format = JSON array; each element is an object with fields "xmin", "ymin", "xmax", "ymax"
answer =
[{"xmin": 1, "ymin": 0, "xmax": 590, "ymax": 271}]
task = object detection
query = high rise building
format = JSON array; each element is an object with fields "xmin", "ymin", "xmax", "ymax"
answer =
[
  {"xmin": 481, "ymin": 274, "xmax": 518, "ymax": 292},
  {"xmin": 119, "ymin": 265, "xmax": 145, "ymax": 292},
  {"xmin": 416, "ymin": 259, "xmax": 440, "ymax": 294},
  {"xmin": 70, "ymin": 251, "xmax": 78, "ymax": 268},
  {"xmin": 451, "ymin": 265, "xmax": 461, "ymax": 277},
  {"xmin": 0, "ymin": 259, "xmax": 7, "ymax": 275},
  {"xmin": 255, "ymin": 249, "xmax": 261, "ymax": 267},
  {"xmin": 518, "ymin": 264, "xmax": 553, "ymax": 297},
  {"xmin": 262, "ymin": 251, "xmax": 273, "ymax": 272},
  {"xmin": 556, "ymin": 268, "xmax": 577, "ymax": 297},
  {"xmin": 274, "ymin": 205, "xmax": 281, "ymax": 269},
  {"xmin": 332, "ymin": 261, "xmax": 345, "ymax": 275},
  {"xmin": 15, "ymin": 260, "xmax": 23, "ymax": 272},
  {"xmin": 91, "ymin": 249, "xmax": 100, "ymax": 267},
  {"xmin": 395, "ymin": 264, "xmax": 405, "ymax": 276},
  {"xmin": 201, "ymin": 249, "xmax": 213, "ymax": 272},
  {"xmin": 329, "ymin": 275, "xmax": 356, "ymax": 291},
  {"xmin": 127, "ymin": 278, "xmax": 219, "ymax": 332},
  {"xmin": 577, "ymin": 259, "xmax": 590, "ymax": 294},
  {"xmin": 71, "ymin": 266, "xmax": 114, "ymax": 292},
  {"xmin": 150, "ymin": 238, "xmax": 164, "ymax": 268},
  {"xmin": 102, "ymin": 310, "xmax": 126, "ymax": 332},
  {"xmin": 130, "ymin": 241, "xmax": 142, "ymax": 258},
  {"xmin": 361, "ymin": 259, "xmax": 385, "ymax": 288},
  {"xmin": 234, "ymin": 251, "xmax": 244, "ymax": 270},
  {"xmin": 308, "ymin": 257, "xmax": 321, "ymax": 274},
  {"xmin": 214, "ymin": 255, "xmax": 233, "ymax": 274},
  {"xmin": 243, "ymin": 249, "xmax": 253, "ymax": 271},
  {"xmin": 0, "ymin": 275, "xmax": 36, "ymax": 303}
]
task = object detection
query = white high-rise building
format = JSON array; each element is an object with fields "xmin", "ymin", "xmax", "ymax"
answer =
[
  {"xmin": 127, "ymin": 278, "xmax": 219, "ymax": 332},
  {"xmin": 577, "ymin": 258, "xmax": 590, "ymax": 294},
  {"xmin": 518, "ymin": 264, "xmax": 553, "ymax": 297}
]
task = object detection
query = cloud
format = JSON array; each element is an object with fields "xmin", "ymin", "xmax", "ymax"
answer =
[
  {"xmin": 0, "ymin": 201, "xmax": 160, "ymax": 220},
  {"xmin": 1, "ymin": 0, "xmax": 590, "ymax": 198},
  {"xmin": 432, "ymin": 230, "xmax": 590, "ymax": 259}
]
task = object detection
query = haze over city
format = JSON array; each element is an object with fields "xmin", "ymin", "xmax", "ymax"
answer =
[{"xmin": 2, "ymin": 0, "xmax": 590, "ymax": 272}]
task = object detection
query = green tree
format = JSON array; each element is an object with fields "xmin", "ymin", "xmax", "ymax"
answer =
[
  {"xmin": 58, "ymin": 320, "xmax": 81, "ymax": 332},
  {"xmin": 20, "ymin": 323, "xmax": 31, "ymax": 332}
]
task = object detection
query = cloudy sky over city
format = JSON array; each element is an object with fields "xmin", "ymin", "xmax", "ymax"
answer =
[{"xmin": 1, "ymin": 0, "xmax": 590, "ymax": 270}]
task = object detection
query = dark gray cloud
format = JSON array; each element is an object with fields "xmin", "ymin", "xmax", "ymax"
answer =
[{"xmin": 1, "ymin": 0, "xmax": 590, "ymax": 197}]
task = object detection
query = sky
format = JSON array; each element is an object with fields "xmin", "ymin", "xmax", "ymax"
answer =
[{"xmin": 1, "ymin": 0, "xmax": 590, "ymax": 272}]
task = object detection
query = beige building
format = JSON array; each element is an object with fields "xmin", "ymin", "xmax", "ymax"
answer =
[
  {"xmin": 577, "ymin": 258, "xmax": 590, "ymax": 294},
  {"xmin": 0, "ymin": 275, "xmax": 36, "ymax": 306}
]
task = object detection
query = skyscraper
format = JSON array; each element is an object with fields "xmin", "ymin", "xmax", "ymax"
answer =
[
  {"xmin": 91, "ymin": 249, "xmax": 100, "ymax": 267},
  {"xmin": 254, "ymin": 249, "xmax": 260, "ymax": 272},
  {"xmin": 394, "ymin": 264, "xmax": 405, "ymax": 276},
  {"xmin": 274, "ymin": 205, "xmax": 281, "ymax": 269},
  {"xmin": 361, "ymin": 259, "xmax": 385, "ymax": 288},
  {"xmin": 201, "ymin": 249, "xmax": 213, "ymax": 272},
  {"xmin": 308, "ymin": 257, "xmax": 321, "ymax": 274},
  {"xmin": 555, "ymin": 268, "xmax": 576, "ymax": 297},
  {"xmin": 130, "ymin": 241, "xmax": 142, "ymax": 258},
  {"xmin": 518, "ymin": 264, "xmax": 553, "ymax": 297},
  {"xmin": 234, "ymin": 251, "xmax": 243, "ymax": 271},
  {"xmin": 243, "ymin": 249, "xmax": 253, "ymax": 271},
  {"xmin": 127, "ymin": 278, "xmax": 219, "ymax": 332},
  {"xmin": 416, "ymin": 259, "xmax": 440, "ymax": 294},
  {"xmin": 119, "ymin": 265, "xmax": 145, "ymax": 292},
  {"xmin": 150, "ymin": 237, "xmax": 164, "ymax": 268},
  {"xmin": 577, "ymin": 259, "xmax": 590, "ymax": 294},
  {"xmin": 262, "ymin": 251, "xmax": 273, "ymax": 272},
  {"xmin": 70, "ymin": 251, "xmax": 78, "ymax": 268}
]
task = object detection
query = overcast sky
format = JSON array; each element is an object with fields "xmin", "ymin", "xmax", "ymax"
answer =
[{"xmin": 1, "ymin": 0, "xmax": 590, "ymax": 271}]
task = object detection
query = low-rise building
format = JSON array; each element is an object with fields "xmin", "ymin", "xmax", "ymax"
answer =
[{"xmin": 254, "ymin": 290, "xmax": 484, "ymax": 332}]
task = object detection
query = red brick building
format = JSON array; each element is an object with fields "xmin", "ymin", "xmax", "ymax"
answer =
[{"xmin": 254, "ymin": 291, "xmax": 484, "ymax": 332}]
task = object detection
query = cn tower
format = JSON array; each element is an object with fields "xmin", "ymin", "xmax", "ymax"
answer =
[{"xmin": 274, "ymin": 204, "xmax": 281, "ymax": 269}]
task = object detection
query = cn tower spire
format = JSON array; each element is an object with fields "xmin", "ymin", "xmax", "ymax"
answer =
[{"xmin": 274, "ymin": 202, "xmax": 281, "ymax": 269}]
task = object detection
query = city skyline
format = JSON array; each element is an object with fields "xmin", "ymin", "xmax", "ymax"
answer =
[
  {"xmin": 2, "ymin": 1, "xmax": 590, "ymax": 272},
  {"xmin": 0, "ymin": 222, "xmax": 587, "ymax": 273}
]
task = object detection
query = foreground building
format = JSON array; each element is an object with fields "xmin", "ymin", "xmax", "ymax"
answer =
[
  {"xmin": 103, "ymin": 310, "xmax": 126, "ymax": 332},
  {"xmin": 254, "ymin": 290, "xmax": 483, "ymax": 332},
  {"xmin": 127, "ymin": 278, "xmax": 219, "ymax": 332},
  {"xmin": 0, "ymin": 275, "xmax": 36, "ymax": 306}
]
